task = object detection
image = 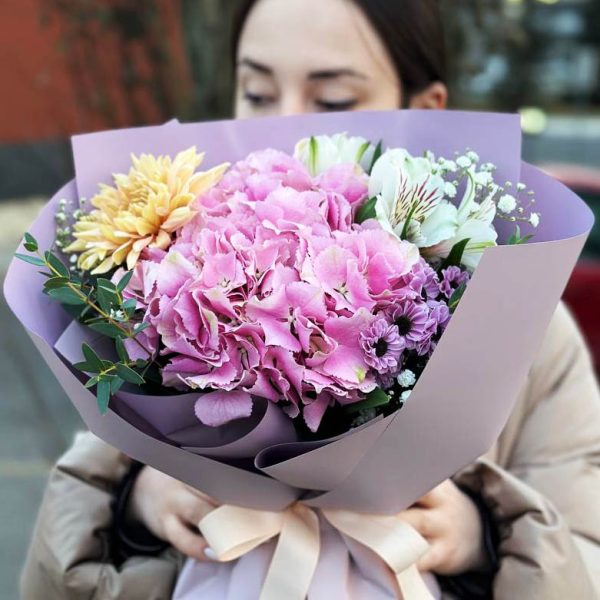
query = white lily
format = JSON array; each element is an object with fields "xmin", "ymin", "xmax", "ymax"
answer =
[{"xmin": 295, "ymin": 133, "xmax": 375, "ymax": 176}]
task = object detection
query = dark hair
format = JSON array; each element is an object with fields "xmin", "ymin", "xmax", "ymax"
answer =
[{"xmin": 231, "ymin": 0, "xmax": 447, "ymax": 100}]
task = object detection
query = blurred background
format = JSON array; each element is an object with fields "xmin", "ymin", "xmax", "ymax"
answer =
[{"xmin": 0, "ymin": 0, "xmax": 598, "ymax": 597}]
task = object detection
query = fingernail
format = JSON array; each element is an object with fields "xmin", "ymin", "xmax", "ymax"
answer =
[{"xmin": 204, "ymin": 547, "xmax": 217, "ymax": 560}]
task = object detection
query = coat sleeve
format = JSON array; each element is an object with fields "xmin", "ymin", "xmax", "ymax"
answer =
[
  {"xmin": 20, "ymin": 431, "xmax": 181, "ymax": 600},
  {"xmin": 455, "ymin": 303, "xmax": 600, "ymax": 599}
]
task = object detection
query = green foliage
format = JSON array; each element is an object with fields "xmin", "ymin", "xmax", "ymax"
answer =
[
  {"xmin": 439, "ymin": 238, "xmax": 471, "ymax": 271},
  {"xmin": 508, "ymin": 225, "xmax": 533, "ymax": 246},
  {"xmin": 343, "ymin": 387, "xmax": 390, "ymax": 415},
  {"xmin": 367, "ymin": 140, "xmax": 383, "ymax": 175},
  {"xmin": 355, "ymin": 197, "xmax": 378, "ymax": 224},
  {"xmin": 448, "ymin": 282, "xmax": 468, "ymax": 313},
  {"xmin": 16, "ymin": 232, "xmax": 155, "ymax": 415}
]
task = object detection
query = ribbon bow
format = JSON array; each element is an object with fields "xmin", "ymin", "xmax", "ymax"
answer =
[{"xmin": 198, "ymin": 502, "xmax": 434, "ymax": 600}]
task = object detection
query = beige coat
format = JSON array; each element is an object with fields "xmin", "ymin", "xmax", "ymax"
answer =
[{"xmin": 20, "ymin": 303, "xmax": 600, "ymax": 599}]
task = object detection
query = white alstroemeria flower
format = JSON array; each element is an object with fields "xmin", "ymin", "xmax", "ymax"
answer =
[
  {"xmin": 294, "ymin": 133, "xmax": 375, "ymax": 176},
  {"xmin": 370, "ymin": 149, "xmax": 498, "ymax": 269},
  {"xmin": 369, "ymin": 149, "xmax": 457, "ymax": 248},
  {"xmin": 424, "ymin": 190, "xmax": 498, "ymax": 270}
]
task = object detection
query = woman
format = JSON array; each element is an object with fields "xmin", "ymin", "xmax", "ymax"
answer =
[{"xmin": 21, "ymin": 0, "xmax": 600, "ymax": 598}]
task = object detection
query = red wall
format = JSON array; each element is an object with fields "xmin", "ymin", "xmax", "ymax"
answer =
[{"xmin": 0, "ymin": 0, "xmax": 190, "ymax": 143}]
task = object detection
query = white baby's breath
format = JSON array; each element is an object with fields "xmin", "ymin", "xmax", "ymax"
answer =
[
  {"xmin": 397, "ymin": 369, "xmax": 417, "ymax": 388},
  {"xmin": 498, "ymin": 194, "xmax": 517, "ymax": 214}
]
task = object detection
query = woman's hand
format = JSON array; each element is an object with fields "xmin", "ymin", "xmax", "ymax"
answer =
[
  {"xmin": 127, "ymin": 466, "xmax": 217, "ymax": 561},
  {"xmin": 399, "ymin": 479, "xmax": 487, "ymax": 576}
]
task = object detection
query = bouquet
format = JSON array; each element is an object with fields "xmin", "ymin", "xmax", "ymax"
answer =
[{"xmin": 5, "ymin": 111, "xmax": 593, "ymax": 599}]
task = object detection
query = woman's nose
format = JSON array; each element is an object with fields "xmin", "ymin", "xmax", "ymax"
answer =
[{"xmin": 278, "ymin": 92, "xmax": 308, "ymax": 116}]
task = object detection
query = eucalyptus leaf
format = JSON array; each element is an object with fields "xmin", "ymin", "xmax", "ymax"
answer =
[
  {"xmin": 134, "ymin": 321, "xmax": 151, "ymax": 334},
  {"xmin": 45, "ymin": 251, "xmax": 70, "ymax": 278},
  {"xmin": 96, "ymin": 379, "xmax": 111, "ymax": 414},
  {"xmin": 116, "ymin": 270, "xmax": 134, "ymax": 293},
  {"xmin": 24, "ymin": 232, "xmax": 38, "ymax": 252},
  {"xmin": 15, "ymin": 253, "xmax": 45, "ymax": 267},
  {"xmin": 43, "ymin": 277, "xmax": 70, "ymax": 290},
  {"xmin": 116, "ymin": 363, "xmax": 145, "ymax": 385},
  {"xmin": 88, "ymin": 322, "xmax": 125, "ymax": 339},
  {"xmin": 47, "ymin": 287, "xmax": 86, "ymax": 305},
  {"xmin": 115, "ymin": 337, "xmax": 129, "ymax": 363},
  {"xmin": 110, "ymin": 376, "xmax": 125, "ymax": 394},
  {"xmin": 81, "ymin": 343, "xmax": 104, "ymax": 372}
]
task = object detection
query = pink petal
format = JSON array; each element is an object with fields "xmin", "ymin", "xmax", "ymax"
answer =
[
  {"xmin": 303, "ymin": 393, "xmax": 333, "ymax": 433},
  {"xmin": 194, "ymin": 390, "xmax": 253, "ymax": 427}
]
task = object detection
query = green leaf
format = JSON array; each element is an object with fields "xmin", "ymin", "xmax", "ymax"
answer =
[
  {"xmin": 116, "ymin": 270, "xmax": 134, "ymax": 293},
  {"xmin": 97, "ymin": 277, "xmax": 117, "ymax": 292},
  {"xmin": 508, "ymin": 225, "xmax": 533, "ymax": 245},
  {"xmin": 439, "ymin": 238, "xmax": 471, "ymax": 271},
  {"xmin": 448, "ymin": 282, "xmax": 468, "ymax": 313},
  {"xmin": 356, "ymin": 140, "xmax": 371, "ymax": 164},
  {"xmin": 47, "ymin": 287, "xmax": 86, "ymax": 305},
  {"xmin": 123, "ymin": 298, "xmax": 137, "ymax": 317},
  {"xmin": 309, "ymin": 136, "xmax": 318, "ymax": 175},
  {"xmin": 133, "ymin": 321, "xmax": 151, "ymax": 334},
  {"xmin": 507, "ymin": 225, "xmax": 521, "ymax": 245},
  {"xmin": 84, "ymin": 375, "xmax": 99, "ymax": 388},
  {"xmin": 15, "ymin": 253, "xmax": 45, "ymax": 267},
  {"xmin": 96, "ymin": 278, "xmax": 118, "ymax": 313},
  {"xmin": 355, "ymin": 197, "xmax": 377, "ymax": 224},
  {"xmin": 96, "ymin": 378, "xmax": 111, "ymax": 414},
  {"xmin": 367, "ymin": 140, "xmax": 383, "ymax": 175},
  {"xmin": 115, "ymin": 337, "xmax": 129, "ymax": 362},
  {"xmin": 135, "ymin": 359, "xmax": 149, "ymax": 369},
  {"xmin": 88, "ymin": 321, "xmax": 125, "ymax": 339},
  {"xmin": 343, "ymin": 387, "xmax": 390, "ymax": 415},
  {"xmin": 81, "ymin": 343, "xmax": 104, "ymax": 373},
  {"xmin": 45, "ymin": 251, "xmax": 70, "ymax": 278},
  {"xmin": 116, "ymin": 363, "xmax": 145, "ymax": 385},
  {"xmin": 24, "ymin": 232, "xmax": 38, "ymax": 252},
  {"xmin": 43, "ymin": 277, "xmax": 70, "ymax": 290},
  {"xmin": 110, "ymin": 376, "xmax": 125, "ymax": 394},
  {"xmin": 400, "ymin": 202, "xmax": 419, "ymax": 241}
]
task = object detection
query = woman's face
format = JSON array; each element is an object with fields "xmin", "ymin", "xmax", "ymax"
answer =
[{"xmin": 234, "ymin": 0, "xmax": 445, "ymax": 119}]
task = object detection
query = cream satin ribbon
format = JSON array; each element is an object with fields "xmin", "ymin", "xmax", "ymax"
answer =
[{"xmin": 198, "ymin": 502, "xmax": 434, "ymax": 600}]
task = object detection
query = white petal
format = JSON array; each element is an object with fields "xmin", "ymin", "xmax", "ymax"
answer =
[{"xmin": 419, "ymin": 203, "xmax": 458, "ymax": 247}]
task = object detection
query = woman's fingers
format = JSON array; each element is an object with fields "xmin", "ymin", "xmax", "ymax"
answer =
[
  {"xmin": 416, "ymin": 541, "xmax": 447, "ymax": 573},
  {"xmin": 163, "ymin": 513, "xmax": 212, "ymax": 561},
  {"xmin": 177, "ymin": 490, "xmax": 214, "ymax": 526},
  {"xmin": 398, "ymin": 507, "xmax": 443, "ymax": 539}
]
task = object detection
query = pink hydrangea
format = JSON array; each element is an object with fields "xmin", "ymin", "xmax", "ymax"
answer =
[{"xmin": 126, "ymin": 149, "xmax": 431, "ymax": 432}]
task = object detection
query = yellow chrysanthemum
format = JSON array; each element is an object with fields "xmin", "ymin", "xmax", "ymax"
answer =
[{"xmin": 66, "ymin": 147, "xmax": 229, "ymax": 274}]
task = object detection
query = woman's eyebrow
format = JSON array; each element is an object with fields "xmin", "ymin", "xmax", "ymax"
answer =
[
  {"xmin": 238, "ymin": 58, "xmax": 273, "ymax": 75},
  {"xmin": 308, "ymin": 68, "xmax": 368, "ymax": 81}
]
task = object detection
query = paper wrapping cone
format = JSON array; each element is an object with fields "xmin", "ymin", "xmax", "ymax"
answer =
[{"xmin": 3, "ymin": 110, "xmax": 593, "ymax": 514}]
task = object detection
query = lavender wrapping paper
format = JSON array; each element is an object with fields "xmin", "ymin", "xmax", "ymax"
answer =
[{"xmin": 3, "ymin": 110, "xmax": 594, "ymax": 598}]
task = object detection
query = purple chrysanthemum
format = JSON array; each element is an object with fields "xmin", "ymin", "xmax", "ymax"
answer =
[
  {"xmin": 439, "ymin": 266, "xmax": 470, "ymax": 299},
  {"xmin": 388, "ymin": 300, "xmax": 430, "ymax": 349},
  {"xmin": 360, "ymin": 317, "xmax": 404, "ymax": 374}
]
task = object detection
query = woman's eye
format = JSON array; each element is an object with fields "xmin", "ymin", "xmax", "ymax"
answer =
[
  {"xmin": 315, "ymin": 99, "xmax": 358, "ymax": 112},
  {"xmin": 244, "ymin": 92, "xmax": 274, "ymax": 107}
]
